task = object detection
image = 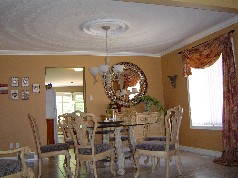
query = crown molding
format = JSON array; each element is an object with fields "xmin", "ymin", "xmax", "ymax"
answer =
[{"xmin": 0, "ymin": 50, "xmax": 161, "ymax": 57}]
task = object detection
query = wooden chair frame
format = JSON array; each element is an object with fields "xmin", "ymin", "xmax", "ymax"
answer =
[
  {"xmin": 134, "ymin": 105, "xmax": 183, "ymax": 178},
  {"xmin": 58, "ymin": 114, "xmax": 74, "ymax": 145},
  {"xmin": 28, "ymin": 114, "xmax": 72, "ymax": 177},
  {"xmin": 68, "ymin": 112, "xmax": 116, "ymax": 178}
]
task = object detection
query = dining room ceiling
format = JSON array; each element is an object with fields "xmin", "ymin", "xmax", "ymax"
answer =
[{"xmin": 0, "ymin": 0, "xmax": 238, "ymax": 57}]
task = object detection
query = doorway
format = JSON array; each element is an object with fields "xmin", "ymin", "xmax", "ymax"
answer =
[{"xmin": 45, "ymin": 67, "xmax": 85, "ymax": 143}]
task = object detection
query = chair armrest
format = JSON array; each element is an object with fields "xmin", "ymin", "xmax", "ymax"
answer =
[{"xmin": 0, "ymin": 146, "xmax": 31, "ymax": 155}]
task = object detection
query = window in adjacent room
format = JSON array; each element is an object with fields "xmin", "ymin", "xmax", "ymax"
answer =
[
  {"xmin": 56, "ymin": 92, "xmax": 84, "ymax": 117},
  {"xmin": 188, "ymin": 54, "xmax": 223, "ymax": 130}
]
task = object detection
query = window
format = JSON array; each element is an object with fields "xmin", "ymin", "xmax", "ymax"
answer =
[
  {"xmin": 188, "ymin": 54, "xmax": 223, "ymax": 130},
  {"xmin": 56, "ymin": 92, "xmax": 84, "ymax": 117}
]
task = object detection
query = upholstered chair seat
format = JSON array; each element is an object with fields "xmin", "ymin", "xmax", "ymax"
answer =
[
  {"xmin": 40, "ymin": 143, "xmax": 70, "ymax": 153},
  {"xmin": 0, "ymin": 159, "xmax": 22, "ymax": 177},
  {"xmin": 144, "ymin": 136, "xmax": 166, "ymax": 141},
  {"xmin": 136, "ymin": 141, "xmax": 175, "ymax": 151},
  {"xmin": 0, "ymin": 147, "xmax": 34, "ymax": 178},
  {"xmin": 78, "ymin": 143, "xmax": 112, "ymax": 155}
]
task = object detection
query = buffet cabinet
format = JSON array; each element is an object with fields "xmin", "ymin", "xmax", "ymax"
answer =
[{"xmin": 115, "ymin": 111, "xmax": 165, "ymax": 143}]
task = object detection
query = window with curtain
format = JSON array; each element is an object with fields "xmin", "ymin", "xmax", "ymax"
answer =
[{"xmin": 188, "ymin": 54, "xmax": 223, "ymax": 130}]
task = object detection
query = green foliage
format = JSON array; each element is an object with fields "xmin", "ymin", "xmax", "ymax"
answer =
[{"xmin": 140, "ymin": 95, "xmax": 165, "ymax": 114}]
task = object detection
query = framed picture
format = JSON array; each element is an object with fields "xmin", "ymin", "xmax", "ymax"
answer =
[
  {"xmin": 22, "ymin": 77, "xmax": 29, "ymax": 87},
  {"xmin": 11, "ymin": 90, "xmax": 18, "ymax": 99},
  {"xmin": 0, "ymin": 84, "xmax": 8, "ymax": 94},
  {"xmin": 32, "ymin": 84, "xmax": 40, "ymax": 93},
  {"xmin": 11, "ymin": 77, "xmax": 19, "ymax": 87},
  {"xmin": 22, "ymin": 90, "xmax": 29, "ymax": 100}
]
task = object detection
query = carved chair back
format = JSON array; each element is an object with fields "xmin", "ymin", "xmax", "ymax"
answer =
[
  {"xmin": 69, "ymin": 113, "xmax": 98, "ymax": 153},
  {"xmin": 58, "ymin": 114, "xmax": 72, "ymax": 143},
  {"xmin": 165, "ymin": 105, "xmax": 183, "ymax": 146},
  {"xmin": 71, "ymin": 110, "xmax": 84, "ymax": 116}
]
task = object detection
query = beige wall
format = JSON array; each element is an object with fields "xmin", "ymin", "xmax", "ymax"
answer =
[
  {"xmin": 0, "ymin": 56, "xmax": 163, "ymax": 151},
  {"xmin": 161, "ymin": 23, "xmax": 238, "ymax": 151}
]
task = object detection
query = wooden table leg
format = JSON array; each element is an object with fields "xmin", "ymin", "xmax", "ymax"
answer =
[
  {"xmin": 128, "ymin": 126, "xmax": 136, "ymax": 166},
  {"xmin": 114, "ymin": 127, "xmax": 125, "ymax": 175}
]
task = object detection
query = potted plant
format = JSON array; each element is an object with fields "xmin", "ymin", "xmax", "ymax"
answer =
[{"xmin": 140, "ymin": 95, "xmax": 165, "ymax": 114}]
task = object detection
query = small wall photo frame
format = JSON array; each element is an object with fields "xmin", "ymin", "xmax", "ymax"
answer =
[
  {"xmin": 22, "ymin": 77, "xmax": 29, "ymax": 87},
  {"xmin": 32, "ymin": 84, "xmax": 40, "ymax": 93},
  {"xmin": 11, "ymin": 90, "xmax": 18, "ymax": 99},
  {"xmin": 0, "ymin": 84, "xmax": 8, "ymax": 94},
  {"xmin": 22, "ymin": 90, "xmax": 29, "ymax": 100},
  {"xmin": 11, "ymin": 77, "xmax": 19, "ymax": 87}
]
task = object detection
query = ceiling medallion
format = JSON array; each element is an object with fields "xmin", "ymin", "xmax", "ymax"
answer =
[{"xmin": 80, "ymin": 18, "xmax": 130, "ymax": 36}]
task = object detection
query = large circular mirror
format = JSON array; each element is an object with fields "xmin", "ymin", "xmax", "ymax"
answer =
[{"xmin": 104, "ymin": 62, "xmax": 148, "ymax": 107}]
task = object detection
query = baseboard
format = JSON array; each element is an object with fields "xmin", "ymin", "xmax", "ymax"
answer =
[{"xmin": 180, "ymin": 145, "xmax": 222, "ymax": 157}]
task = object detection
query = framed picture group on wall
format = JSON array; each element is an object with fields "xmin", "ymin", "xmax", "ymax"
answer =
[{"xmin": 9, "ymin": 76, "xmax": 40, "ymax": 100}]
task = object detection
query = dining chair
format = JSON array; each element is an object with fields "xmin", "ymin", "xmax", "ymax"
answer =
[
  {"xmin": 28, "ymin": 113, "xmax": 72, "ymax": 177},
  {"xmin": 133, "ymin": 105, "xmax": 183, "ymax": 178},
  {"xmin": 0, "ymin": 146, "xmax": 35, "ymax": 178},
  {"xmin": 144, "ymin": 112, "xmax": 166, "ymax": 142},
  {"xmin": 144, "ymin": 106, "xmax": 182, "ymax": 164},
  {"xmin": 58, "ymin": 114, "xmax": 74, "ymax": 146},
  {"xmin": 68, "ymin": 112, "xmax": 116, "ymax": 178}
]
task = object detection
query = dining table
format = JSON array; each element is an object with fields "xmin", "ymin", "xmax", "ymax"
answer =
[{"xmin": 97, "ymin": 120, "xmax": 150, "ymax": 176}]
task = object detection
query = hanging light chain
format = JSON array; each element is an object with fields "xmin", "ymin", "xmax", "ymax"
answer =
[
  {"xmin": 106, "ymin": 27, "xmax": 108, "ymax": 58},
  {"xmin": 102, "ymin": 26, "xmax": 110, "ymax": 60},
  {"xmin": 89, "ymin": 25, "xmax": 124, "ymax": 85}
]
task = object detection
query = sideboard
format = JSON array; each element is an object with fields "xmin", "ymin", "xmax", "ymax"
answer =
[{"xmin": 115, "ymin": 111, "xmax": 165, "ymax": 143}]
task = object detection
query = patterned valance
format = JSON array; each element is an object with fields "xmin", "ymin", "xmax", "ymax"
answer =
[{"xmin": 181, "ymin": 34, "xmax": 230, "ymax": 77}]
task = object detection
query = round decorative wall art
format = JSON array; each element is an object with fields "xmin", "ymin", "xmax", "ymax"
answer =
[{"xmin": 104, "ymin": 62, "xmax": 147, "ymax": 107}]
